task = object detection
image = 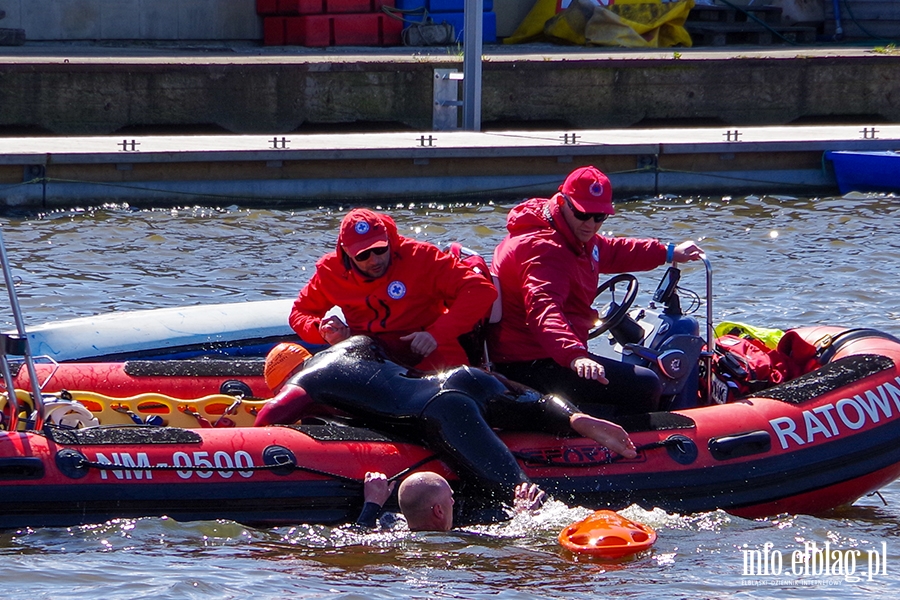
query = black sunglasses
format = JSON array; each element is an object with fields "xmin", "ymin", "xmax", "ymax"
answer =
[
  {"xmin": 354, "ymin": 246, "xmax": 389, "ymax": 262},
  {"xmin": 567, "ymin": 199, "xmax": 608, "ymax": 224}
]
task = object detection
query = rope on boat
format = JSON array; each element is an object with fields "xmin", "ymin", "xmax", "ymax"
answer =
[
  {"xmin": 74, "ymin": 455, "xmax": 363, "ymax": 483},
  {"xmin": 73, "ymin": 452, "xmax": 443, "ymax": 486},
  {"xmin": 869, "ymin": 490, "xmax": 888, "ymax": 506},
  {"xmin": 386, "ymin": 454, "xmax": 441, "ymax": 483}
]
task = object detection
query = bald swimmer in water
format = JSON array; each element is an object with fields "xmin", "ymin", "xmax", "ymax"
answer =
[{"xmin": 356, "ymin": 471, "xmax": 547, "ymax": 531}]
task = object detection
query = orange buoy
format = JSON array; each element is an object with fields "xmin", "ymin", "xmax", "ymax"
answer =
[{"xmin": 558, "ymin": 510, "xmax": 657, "ymax": 558}]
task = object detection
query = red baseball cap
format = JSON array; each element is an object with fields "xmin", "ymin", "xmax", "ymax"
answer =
[
  {"xmin": 559, "ymin": 166, "xmax": 615, "ymax": 215},
  {"xmin": 339, "ymin": 209, "xmax": 390, "ymax": 257}
]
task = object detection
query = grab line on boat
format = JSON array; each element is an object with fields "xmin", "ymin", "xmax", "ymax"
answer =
[
  {"xmin": 385, "ymin": 454, "xmax": 442, "ymax": 483},
  {"xmin": 76, "ymin": 455, "xmax": 298, "ymax": 474},
  {"xmin": 69, "ymin": 447, "xmax": 442, "ymax": 486}
]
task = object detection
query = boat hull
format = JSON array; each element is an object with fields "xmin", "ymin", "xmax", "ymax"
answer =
[
  {"xmin": 826, "ymin": 150, "xmax": 900, "ymax": 194},
  {"xmin": 14, "ymin": 299, "xmax": 297, "ymax": 362},
  {"xmin": 1, "ymin": 325, "xmax": 899, "ymax": 528}
]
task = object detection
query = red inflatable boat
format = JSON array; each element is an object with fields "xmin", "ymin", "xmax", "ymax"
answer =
[
  {"xmin": 2, "ymin": 261, "xmax": 900, "ymax": 529},
  {"xmin": 0, "ymin": 322, "xmax": 898, "ymax": 529}
]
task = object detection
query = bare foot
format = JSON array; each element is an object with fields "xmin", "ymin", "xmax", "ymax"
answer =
[{"xmin": 569, "ymin": 413, "xmax": 638, "ymax": 459}]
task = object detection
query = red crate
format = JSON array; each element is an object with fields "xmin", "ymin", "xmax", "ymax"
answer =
[
  {"xmin": 271, "ymin": 13, "xmax": 400, "ymax": 46},
  {"xmin": 263, "ymin": 16, "xmax": 288, "ymax": 45},
  {"xmin": 257, "ymin": 0, "xmax": 393, "ymax": 15},
  {"xmin": 257, "ymin": 0, "xmax": 324, "ymax": 15},
  {"xmin": 347, "ymin": 13, "xmax": 403, "ymax": 45},
  {"xmin": 257, "ymin": 0, "xmax": 277, "ymax": 14}
]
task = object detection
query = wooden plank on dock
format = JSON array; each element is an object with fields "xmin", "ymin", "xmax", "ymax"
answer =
[
  {"xmin": 688, "ymin": 5, "xmax": 784, "ymax": 25},
  {"xmin": 688, "ymin": 23, "xmax": 772, "ymax": 46},
  {"xmin": 687, "ymin": 21, "xmax": 817, "ymax": 46}
]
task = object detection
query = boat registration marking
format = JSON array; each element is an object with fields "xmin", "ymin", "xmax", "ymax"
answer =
[{"xmin": 91, "ymin": 450, "xmax": 257, "ymax": 480}]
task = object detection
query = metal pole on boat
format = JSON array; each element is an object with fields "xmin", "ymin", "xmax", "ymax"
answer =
[
  {"xmin": 700, "ymin": 255, "xmax": 715, "ymax": 404},
  {"xmin": 0, "ymin": 228, "xmax": 45, "ymax": 430}
]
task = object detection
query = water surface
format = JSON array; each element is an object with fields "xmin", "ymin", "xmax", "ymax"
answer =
[{"xmin": 1, "ymin": 192, "xmax": 899, "ymax": 599}]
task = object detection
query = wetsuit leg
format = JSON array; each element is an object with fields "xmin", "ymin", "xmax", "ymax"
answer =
[
  {"xmin": 485, "ymin": 391, "xmax": 577, "ymax": 436},
  {"xmin": 418, "ymin": 391, "xmax": 528, "ymax": 501},
  {"xmin": 494, "ymin": 357, "xmax": 662, "ymax": 416}
]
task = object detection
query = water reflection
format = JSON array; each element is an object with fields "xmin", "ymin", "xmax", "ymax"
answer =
[
  {"xmin": 6, "ymin": 193, "xmax": 898, "ymax": 337},
  {"xmin": 4, "ymin": 492, "xmax": 899, "ymax": 598}
]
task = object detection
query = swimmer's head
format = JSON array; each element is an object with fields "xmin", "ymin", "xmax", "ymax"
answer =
[
  {"xmin": 398, "ymin": 471, "xmax": 454, "ymax": 532},
  {"xmin": 264, "ymin": 342, "xmax": 313, "ymax": 392}
]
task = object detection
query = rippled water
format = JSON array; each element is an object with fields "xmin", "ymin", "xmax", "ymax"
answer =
[{"xmin": 1, "ymin": 193, "xmax": 900, "ymax": 599}]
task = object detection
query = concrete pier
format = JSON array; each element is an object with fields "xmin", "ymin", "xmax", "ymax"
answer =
[
  {"xmin": 1, "ymin": 124, "xmax": 897, "ymax": 208},
  {"xmin": 0, "ymin": 44, "xmax": 899, "ymax": 135},
  {"xmin": 0, "ymin": 42, "xmax": 898, "ymax": 206}
]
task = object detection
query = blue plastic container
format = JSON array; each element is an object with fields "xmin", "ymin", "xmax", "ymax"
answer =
[{"xmin": 429, "ymin": 11, "xmax": 496, "ymax": 42}]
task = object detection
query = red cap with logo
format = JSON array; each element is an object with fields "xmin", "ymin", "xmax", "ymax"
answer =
[
  {"xmin": 339, "ymin": 209, "xmax": 390, "ymax": 257},
  {"xmin": 559, "ymin": 166, "xmax": 615, "ymax": 215}
]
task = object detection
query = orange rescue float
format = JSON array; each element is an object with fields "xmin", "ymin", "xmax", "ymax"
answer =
[{"xmin": 558, "ymin": 510, "xmax": 657, "ymax": 558}]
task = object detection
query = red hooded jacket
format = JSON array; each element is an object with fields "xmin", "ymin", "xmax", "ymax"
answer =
[
  {"xmin": 290, "ymin": 211, "xmax": 497, "ymax": 371},
  {"xmin": 488, "ymin": 197, "xmax": 667, "ymax": 368}
]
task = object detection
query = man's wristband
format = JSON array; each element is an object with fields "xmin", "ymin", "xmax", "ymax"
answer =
[{"xmin": 666, "ymin": 243, "xmax": 675, "ymax": 264}]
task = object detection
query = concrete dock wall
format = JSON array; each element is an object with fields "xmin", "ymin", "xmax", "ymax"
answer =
[
  {"xmin": 1, "ymin": 51, "xmax": 899, "ymax": 135},
  {"xmin": 0, "ymin": 0, "xmax": 261, "ymax": 40}
]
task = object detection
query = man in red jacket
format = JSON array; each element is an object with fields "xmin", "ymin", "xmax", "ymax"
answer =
[
  {"xmin": 488, "ymin": 166, "xmax": 703, "ymax": 416},
  {"xmin": 289, "ymin": 208, "xmax": 497, "ymax": 371}
]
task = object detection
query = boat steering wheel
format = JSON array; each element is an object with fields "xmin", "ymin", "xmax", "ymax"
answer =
[{"xmin": 588, "ymin": 274, "xmax": 639, "ymax": 340}]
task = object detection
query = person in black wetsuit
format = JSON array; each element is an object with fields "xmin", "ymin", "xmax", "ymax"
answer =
[{"xmin": 254, "ymin": 335, "xmax": 636, "ymax": 503}]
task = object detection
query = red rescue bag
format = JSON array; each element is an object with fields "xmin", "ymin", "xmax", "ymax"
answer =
[{"xmin": 708, "ymin": 334, "xmax": 793, "ymax": 403}]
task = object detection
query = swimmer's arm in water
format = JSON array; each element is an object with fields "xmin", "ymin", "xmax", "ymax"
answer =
[{"xmin": 356, "ymin": 471, "xmax": 396, "ymax": 527}]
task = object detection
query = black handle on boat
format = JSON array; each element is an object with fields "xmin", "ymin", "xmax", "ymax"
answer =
[{"xmin": 0, "ymin": 228, "xmax": 44, "ymax": 430}]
